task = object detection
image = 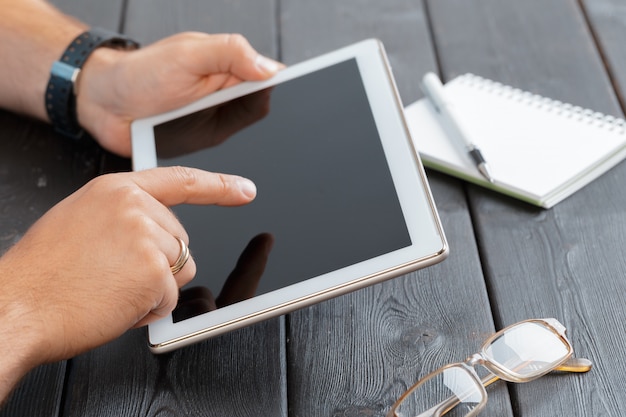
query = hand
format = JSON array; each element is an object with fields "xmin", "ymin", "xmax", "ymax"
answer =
[
  {"xmin": 0, "ymin": 166, "xmax": 256, "ymax": 366},
  {"xmin": 76, "ymin": 32, "xmax": 284, "ymax": 156}
]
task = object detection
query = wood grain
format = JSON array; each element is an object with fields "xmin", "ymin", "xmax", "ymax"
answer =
[
  {"xmin": 124, "ymin": 0, "xmax": 278, "ymax": 58},
  {"xmin": 580, "ymin": 0, "xmax": 626, "ymax": 112},
  {"xmin": 62, "ymin": 322, "xmax": 286, "ymax": 417},
  {"xmin": 428, "ymin": 0, "xmax": 626, "ymax": 415},
  {"xmin": 281, "ymin": 0, "xmax": 438, "ymax": 103},
  {"xmin": 50, "ymin": 0, "xmax": 126, "ymax": 32}
]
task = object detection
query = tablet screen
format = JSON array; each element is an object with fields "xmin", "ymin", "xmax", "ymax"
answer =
[{"xmin": 154, "ymin": 58, "xmax": 412, "ymax": 322}]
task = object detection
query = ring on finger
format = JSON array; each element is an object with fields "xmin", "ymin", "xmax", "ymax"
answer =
[{"xmin": 170, "ymin": 236, "xmax": 190, "ymax": 275}]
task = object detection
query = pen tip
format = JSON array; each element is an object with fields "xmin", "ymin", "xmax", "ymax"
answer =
[{"xmin": 478, "ymin": 163, "xmax": 495, "ymax": 183}]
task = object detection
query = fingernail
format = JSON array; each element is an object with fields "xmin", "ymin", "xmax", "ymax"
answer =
[
  {"xmin": 255, "ymin": 54, "xmax": 283, "ymax": 75},
  {"xmin": 238, "ymin": 178, "xmax": 257, "ymax": 199}
]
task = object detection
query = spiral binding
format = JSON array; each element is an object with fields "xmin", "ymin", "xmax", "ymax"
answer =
[{"xmin": 457, "ymin": 73, "xmax": 626, "ymax": 134}]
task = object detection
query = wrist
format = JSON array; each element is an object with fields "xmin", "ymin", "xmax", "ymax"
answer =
[
  {"xmin": 75, "ymin": 47, "xmax": 129, "ymax": 141},
  {"xmin": 45, "ymin": 28, "xmax": 139, "ymax": 140}
]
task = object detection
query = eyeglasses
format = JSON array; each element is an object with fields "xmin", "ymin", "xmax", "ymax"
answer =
[{"xmin": 386, "ymin": 318, "xmax": 592, "ymax": 417}]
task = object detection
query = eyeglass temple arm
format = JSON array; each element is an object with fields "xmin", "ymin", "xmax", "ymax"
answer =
[{"xmin": 481, "ymin": 357, "xmax": 593, "ymax": 388}]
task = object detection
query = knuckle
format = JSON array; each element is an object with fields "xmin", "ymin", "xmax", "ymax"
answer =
[
  {"xmin": 222, "ymin": 33, "xmax": 253, "ymax": 64},
  {"xmin": 223, "ymin": 33, "xmax": 248, "ymax": 50},
  {"xmin": 87, "ymin": 174, "xmax": 151, "ymax": 210},
  {"xmin": 170, "ymin": 165, "xmax": 200, "ymax": 194}
]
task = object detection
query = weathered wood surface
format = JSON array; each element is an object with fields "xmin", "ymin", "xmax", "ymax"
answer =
[
  {"xmin": 2, "ymin": 0, "xmax": 625, "ymax": 416},
  {"xmin": 427, "ymin": 0, "xmax": 626, "ymax": 415}
]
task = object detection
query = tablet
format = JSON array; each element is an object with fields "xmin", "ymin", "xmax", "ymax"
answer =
[{"xmin": 131, "ymin": 39, "xmax": 448, "ymax": 353}]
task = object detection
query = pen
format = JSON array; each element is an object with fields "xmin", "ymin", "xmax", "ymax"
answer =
[{"xmin": 420, "ymin": 72, "xmax": 495, "ymax": 183}]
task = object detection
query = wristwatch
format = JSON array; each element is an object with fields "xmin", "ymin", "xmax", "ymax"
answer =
[{"xmin": 45, "ymin": 28, "xmax": 140, "ymax": 140}]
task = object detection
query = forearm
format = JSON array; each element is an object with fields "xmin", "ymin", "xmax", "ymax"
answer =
[{"xmin": 0, "ymin": 0, "xmax": 86, "ymax": 120}]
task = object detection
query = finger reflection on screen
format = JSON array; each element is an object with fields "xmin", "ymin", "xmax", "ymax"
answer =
[{"xmin": 173, "ymin": 233, "xmax": 274, "ymax": 323}]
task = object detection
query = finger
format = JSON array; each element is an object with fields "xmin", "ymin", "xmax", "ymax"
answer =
[
  {"xmin": 133, "ymin": 236, "xmax": 197, "ymax": 329},
  {"xmin": 133, "ymin": 270, "xmax": 180, "ymax": 328},
  {"xmin": 131, "ymin": 166, "xmax": 257, "ymax": 207},
  {"xmin": 184, "ymin": 33, "xmax": 284, "ymax": 79}
]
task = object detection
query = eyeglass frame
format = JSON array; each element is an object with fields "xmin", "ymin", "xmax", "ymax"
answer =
[{"xmin": 386, "ymin": 318, "xmax": 592, "ymax": 417}]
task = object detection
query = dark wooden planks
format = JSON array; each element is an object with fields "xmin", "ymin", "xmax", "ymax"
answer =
[
  {"xmin": 124, "ymin": 0, "xmax": 278, "ymax": 58},
  {"xmin": 51, "ymin": 0, "xmax": 126, "ymax": 32},
  {"xmin": 428, "ymin": 0, "xmax": 626, "ymax": 415},
  {"xmin": 280, "ymin": 0, "xmax": 438, "ymax": 104},
  {"xmin": 62, "ymin": 323, "xmax": 286, "ymax": 416},
  {"xmin": 280, "ymin": 1, "xmax": 511, "ymax": 415},
  {"xmin": 0, "ymin": 362, "xmax": 65, "ymax": 417},
  {"xmin": 59, "ymin": 1, "xmax": 287, "ymax": 416},
  {"xmin": 580, "ymin": 0, "xmax": 626, "ymax": 111}
]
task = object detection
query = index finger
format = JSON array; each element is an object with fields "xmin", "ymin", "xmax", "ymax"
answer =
[{"xmin": 131, "ymin": 166, "xmax": 257, "ymax": 207}]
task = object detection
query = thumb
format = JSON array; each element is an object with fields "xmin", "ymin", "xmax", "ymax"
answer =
[
  {"xmin": 186, "ymin": 33, "xmax": 284, "ymax": 79},
  {"xmin": 131, "ymin": 166, "xmax": 257, "ymax": 207}
]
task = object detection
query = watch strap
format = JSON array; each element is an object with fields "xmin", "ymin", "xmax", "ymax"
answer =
[{"xmin": 45, "ymin": 28, "xmax": 140, "ymax": 140}]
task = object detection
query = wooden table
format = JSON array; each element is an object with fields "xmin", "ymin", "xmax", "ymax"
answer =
[{"xmin": 2, "ymin": 0, "xmax": 625, "ymax": 415}]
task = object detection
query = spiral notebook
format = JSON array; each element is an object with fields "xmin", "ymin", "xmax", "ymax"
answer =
[{"xmin": 405, "ymin": 73, "xmax": 626, "ymax": 208}]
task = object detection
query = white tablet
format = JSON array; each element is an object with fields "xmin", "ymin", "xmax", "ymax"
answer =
[{"xmin": 131, "ymin": 39, "xmax": 448, "ymax": 353}]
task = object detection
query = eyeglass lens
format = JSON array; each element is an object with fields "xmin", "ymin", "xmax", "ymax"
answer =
[
  {"xmin": 482, "ymin": 321, "xmax": 570, "ymax": 379},
  {"xmin": 393, "ymin": 363, "xmax": 486, "ymax": 417}
]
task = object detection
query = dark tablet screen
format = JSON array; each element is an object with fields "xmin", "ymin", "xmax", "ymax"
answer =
[{"xmin": 154, "ymin": 58, "xmax": 411, "ymax": 322}]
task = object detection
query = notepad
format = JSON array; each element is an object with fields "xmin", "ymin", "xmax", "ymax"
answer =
[{"xmin": 405, "ymin": 73, "xmax": 626, "ymax": 208}]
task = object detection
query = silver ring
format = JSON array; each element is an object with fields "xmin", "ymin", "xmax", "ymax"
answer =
[{"xmin": 170, "ymin": 237, "xmax": 190, "ymax": 275}]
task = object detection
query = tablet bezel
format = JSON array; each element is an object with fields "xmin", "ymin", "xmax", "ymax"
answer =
[{"xmin": 131, "ymin": 39, "xmax": 448, "ymax": 353}]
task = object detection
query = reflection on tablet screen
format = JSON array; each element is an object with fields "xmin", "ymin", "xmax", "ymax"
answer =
[{"xmin": 154, "ymin": 58, "xmax": 411, "ymax": 322}]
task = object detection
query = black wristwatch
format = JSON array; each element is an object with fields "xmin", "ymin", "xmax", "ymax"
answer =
[{"xmin": 45, "ymin": 28, "xmax": 140, "ymax": 140}]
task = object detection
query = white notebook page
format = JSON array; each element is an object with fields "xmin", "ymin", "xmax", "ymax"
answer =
[{"xmin": 406, "ymin": 74, "xmax": 626, "ymax": 204}]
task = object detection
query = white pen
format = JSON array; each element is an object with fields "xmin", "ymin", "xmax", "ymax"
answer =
[{"xmin": 420, "ymin": 72, "xmax": 495, "ymax": 183}]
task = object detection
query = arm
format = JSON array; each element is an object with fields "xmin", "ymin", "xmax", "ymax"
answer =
[
  {"xmin": 0, "ymin": 0, "xmax": 283, "ymax": 156},
  {"xmin": 0, "ymin": 0, "xmax": 86, "ymax": 120},
  {"xmin": 0, "ymin": 0, "xmax": 283, "ymax": 404}
]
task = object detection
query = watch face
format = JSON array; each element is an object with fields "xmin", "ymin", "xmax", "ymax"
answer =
[{"xmin": 50, "ymin": 61, "xmax": 80, "ymax": 81}]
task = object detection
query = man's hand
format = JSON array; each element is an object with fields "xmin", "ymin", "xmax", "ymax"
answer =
[
  {"xmin": 76, "ymin": 32, "xmax": 283, "ymax": 156},
  {"xmin": 0, "ymin": 166, "xmax": 256, "ymax": 368}
]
